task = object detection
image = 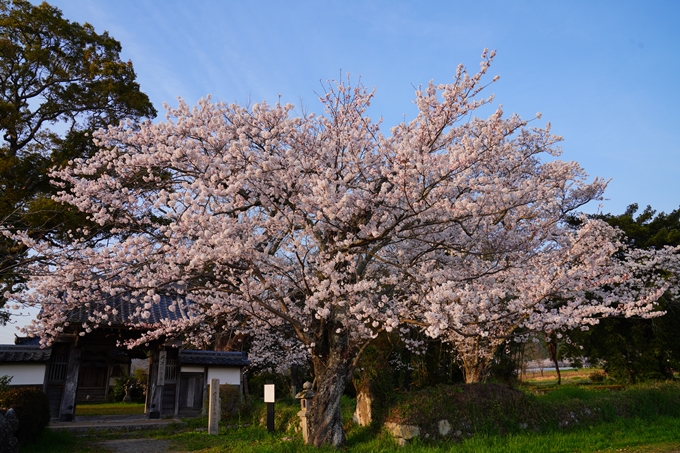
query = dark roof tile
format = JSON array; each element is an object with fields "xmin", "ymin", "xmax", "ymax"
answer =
[
  {"xmin": 14, "ymin": 336, "xmax": 41, "ymax": 346},
  {"xmin": 65, "ymin": 294, "xmax": 193, "ymax": 326},
  {"xmin": 179, "ymin": 350, "xmax": 249, "ymax": 367},
  {"xmin": 0, "ymin": 345, "xmax": 51, "ymax": 362}
]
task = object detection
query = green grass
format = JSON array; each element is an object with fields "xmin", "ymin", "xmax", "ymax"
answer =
[
  {"xmin": 75, "ymin": 401, "xmax": 145, "ymax": 416},
  {"xmin": 19, "ymin": 429, "xmax": 109, "ymax": 453},
  {"xmin": 21, "ymin": 384, "xmax": 680, "ymax": 452},
  {"xmin": 520, "ymin": 367, "xmax": 619, "ymax": 390},
  {"xmin": 385, "ymin": 381, "xmax": 680, "ymax": 439},
  {"xmin": 21, "ymin": 416, "xmax": 680, "ymax": 453},
  {"xmin": 444, "ymin": 417, "xmax": 680, "ymax": 453}
]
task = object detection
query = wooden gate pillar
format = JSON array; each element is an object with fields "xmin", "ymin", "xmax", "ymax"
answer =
[
  {"xmin": 58, "ymin": 345, "xmax": 82, "ymax": 422},
  {"xmin": 148, "ymin": 349, "xmax": 166, "ymax": 419}
]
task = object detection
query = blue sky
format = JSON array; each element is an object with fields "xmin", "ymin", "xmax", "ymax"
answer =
[
  {"xmin": 2, "ymin": 0, "xmax": 678, "ymax": 342},
  {"xmin": 47, "ymin": 0, "xmax": 680, "ymax": 215}
]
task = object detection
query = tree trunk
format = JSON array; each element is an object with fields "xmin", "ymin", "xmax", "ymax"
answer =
[
  {"xmin": 462, "ymin": 358, "xmax": 489, "ymax": 384},
  {"xmin": 458, "ymin": 336, "xmax": 495, "ymax": 384},
  {"xmin": 353, "ymin": 382, "xmax": 374, "ymax": 426},
  {"xmin": 547, "ymin": 336, "xmax": 561, "ymax": 385},
  {"xmin": 243, "ymin": 372, "xmax": 250, "ymax": 406},
  {"xmin": 308, "ymin": 351, "xmax": 351, "ymax": 447}
]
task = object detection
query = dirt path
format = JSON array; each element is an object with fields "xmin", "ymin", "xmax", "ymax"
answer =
[{"xmin": 92, "ymin": 438, "xmax": 179, "ymax": 453}]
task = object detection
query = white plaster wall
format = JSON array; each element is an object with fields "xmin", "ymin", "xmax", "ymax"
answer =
[
  {"xmin": 0, "ymin": 363, "xmax": 46, "ymax": 385},
  {"xmin": 207, "ymin": 367, "xmax": 240, "ymax": 385}
]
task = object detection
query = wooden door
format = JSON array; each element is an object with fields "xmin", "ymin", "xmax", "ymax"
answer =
[{"xmin": 179, "ymin": 373, "xmax": 204, "ymax": 410}]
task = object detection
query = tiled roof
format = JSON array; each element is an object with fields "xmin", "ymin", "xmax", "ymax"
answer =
[
  {"xmin": 179, "ymin": 350, "xmax": 249, "ymax": 367},
  {"xmin": 14, "ymin": 336, "xmax": 41, "ymax": 346},
  {"xmin": 0, "ymin": 345, "xmax": 51, "ymax": 362},
  {"xmin": 65, "ymin": 294, "xmax": 193, "ymax": 327}
]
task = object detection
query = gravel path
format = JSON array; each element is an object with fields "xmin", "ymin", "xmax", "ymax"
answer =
[{"xmin": 92, "ymin": 438, "xmax": 179, "ymax": 453}]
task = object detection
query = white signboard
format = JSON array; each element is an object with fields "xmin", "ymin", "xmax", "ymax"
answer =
[{"xmin": 264, "ymin": 384, "xmax": 275, "ymax": 403}]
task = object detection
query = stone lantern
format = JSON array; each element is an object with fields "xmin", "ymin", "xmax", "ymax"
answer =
[{"xmin": 295, "ymin": 381, "xmax": 315, "ymax": 443}]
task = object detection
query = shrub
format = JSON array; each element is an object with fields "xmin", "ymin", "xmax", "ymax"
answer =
[
  {"xmin": 0, "ymin": 387, "xmax": 50, "ymax": 443},
  {"xmin": 133, "ymin": 368, "xmax": 148, "ymax": 394},
  {"xmin": 220, "ymin": 384, "xmax": 248, "ymax": 420},
  {"xmin": 108, "ymin": 375, "xmax": 145, "ymax": 402},
  {"xmin": 589, "ymin": 371, "xmax": 606, "ymax": 382}
]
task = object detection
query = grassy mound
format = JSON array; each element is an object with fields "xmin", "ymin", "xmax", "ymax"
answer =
[{"xmin": 383, "ymin": 382, "xmax": 680, "ymax": 439}]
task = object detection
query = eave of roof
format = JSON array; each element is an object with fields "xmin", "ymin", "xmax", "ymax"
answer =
[
  {"xmin": 178, "ymin": 350, "xmax": 249, "ymax": 367},
  {"xmin": 0, "ymin": 345, "xmax": 51, "ymax": 362}
]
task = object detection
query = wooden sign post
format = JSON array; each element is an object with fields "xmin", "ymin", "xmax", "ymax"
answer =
[{"xmin": 264, "ymin": 381, "xmax": 275, "ymax": 432}]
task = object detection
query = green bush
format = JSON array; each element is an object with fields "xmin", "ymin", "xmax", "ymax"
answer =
[
  {"xmin": 589, "ymin": 371, "xmax": 606, "ymax": 382},
  {"xmin": 107, "ymin": 375, "xmax": 145, "ymax": 402},
  {"xmin": 132, "ymin": 368, "xmax": 148, "ymax": 394},
  {"xmin": 0, "ymin": 387, "xmax": 50, "ymax": 443},
  {"xmin": 220, "ymin": 384, "xmax": 250, "ymax": 420}
]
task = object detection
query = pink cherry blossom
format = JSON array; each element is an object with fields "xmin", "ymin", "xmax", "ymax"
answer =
[{"xmin": 7, "ymin": 52, "xmax": 678, "ymax": 447}]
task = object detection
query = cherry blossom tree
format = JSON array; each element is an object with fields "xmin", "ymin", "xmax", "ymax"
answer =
[
  {"xmin": 428, "ymin": 218, "xmax": 676, "ymax": 383},
  {"xmin": 9, "ymin": 51, "xmax": 676, "ymax": 447}
]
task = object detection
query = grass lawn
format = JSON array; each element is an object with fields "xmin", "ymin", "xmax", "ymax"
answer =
[
  {"xmin": 22, "ymin": 381, "xmax": 680, "ymax": 452},
  {"xmin": 446, "ymin": 417, "xmax": 680, "ymax": 453},
  {"xmin": 75, "ymin": 401, "xmax": 145, "ymax": 416},
  {"xmin": 22, "ymin": 416, "xmax": 680, "ymax": 453},
  {"xmin": 521, "ymin": 367, "xmax": 601, "ymax": 386}
]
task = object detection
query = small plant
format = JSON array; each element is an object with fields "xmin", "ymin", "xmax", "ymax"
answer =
[{"xmin": 0, "ymin": 375, "xmax": 12, "ymax": 393}]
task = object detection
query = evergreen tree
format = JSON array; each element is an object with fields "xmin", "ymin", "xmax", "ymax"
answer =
[
  {"xmin": 564, "ymin": 204, "xmax": 680, "ymax": 382},
  {"xmin": 0, "ymin": 0, "xmax": 156, "ymax": 320}
]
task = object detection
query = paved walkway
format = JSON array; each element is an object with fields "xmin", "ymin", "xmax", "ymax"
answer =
[
  {"xmin": 90, "ymin": 438, "xmax": 178, "ymax": 453},
  {"xmin": 49, "ymin": 414, "xmax": 185, "ymax": 433}
]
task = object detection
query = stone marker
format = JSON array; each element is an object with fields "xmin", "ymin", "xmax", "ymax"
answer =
[
  {"xmin": 208, "ymin": 378, "xmax": 220, "ymax": 435},
  {"xmin": 0, "ymin": 408, "xmax": 19, "ymax": 453}
]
